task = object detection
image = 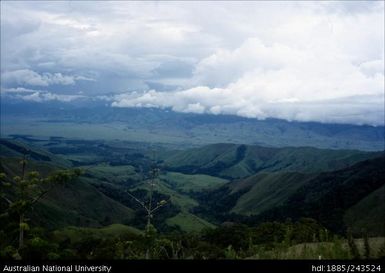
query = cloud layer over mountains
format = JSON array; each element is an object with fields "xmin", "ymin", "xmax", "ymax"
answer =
[{"xmin": 1, "ymin": 1, "xmax": 384, "ymax": 125}]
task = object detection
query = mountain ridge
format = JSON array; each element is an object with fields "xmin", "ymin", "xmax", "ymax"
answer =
[{"xmin": 164, "ymin": 143, "xmax": 383, "ymax": 179}]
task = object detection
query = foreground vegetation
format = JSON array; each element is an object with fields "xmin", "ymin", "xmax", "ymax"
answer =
[{"xmin": 1, "ymin": 218, "xmax": 384, "ymax": 260}]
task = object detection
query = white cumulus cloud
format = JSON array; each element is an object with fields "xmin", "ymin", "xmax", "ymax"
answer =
[
  {"xmin": 2, "ymin": 69, "xmax": 92, "ymax": 87},
  {"xmin": 112, "ymin": 33, "xmax": 384, "ymax": 125},
  {"xmin": 19, "ymin": 91, "xmax": 84, "ymax": 102}
]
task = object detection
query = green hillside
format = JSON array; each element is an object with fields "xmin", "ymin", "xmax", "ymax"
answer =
[
  {"xmin": 1, "ymin": 138, "xmax": 384, "ymax": 260},
  {"xmin": 0, "ymin": 139, "xmax": 72, "ymax": 169},
  {"xmin": 0, "ymin": 139, "xmax": 135, "ymax": 230},
  {"xmin": 2, "ymin": 138, "xmax": 384, "ymax": 238},
  {"xmin": 82, "ymin": 163, "xmax": 141, "ymax": 186},
  {"xmin": 52, "ymin": 224, "xmax": 142, "ymax": 245},
  {"xmin": 130, "ymin": 178, "xmax": 216, "ymax": 232},
  {"xmin": 344, "ymin": 185, "xmax": 385, "ymax": 236},
  {"xmin": 33, "ymin": 177, "xmax": 135, "ymax": 229},
  {"xmin": 161, "ymin": 171, "xmax": 229, "ymax": 193},
  {"xmin": 230, "ymin": 172, "xmax": 317, "ymax": 215},
  {"xmin": 79, "ymin": 161, "xmax": 218, "ymax": 232},
  {"xmin": 254, "ymin": 155, "xmax": 385, "ymax": 235},
  {"xmin": 166, "ymin": 212, "xmax": 216, "ymax": 233},
  {"xmin": 193, "ymin": 154, "xmax": 385, "ymax": 236},
  {"xmin": 164, "ymin": 143, "xmax": 381, "ymax": 179}
]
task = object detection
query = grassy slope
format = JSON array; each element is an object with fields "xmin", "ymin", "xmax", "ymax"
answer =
[
  {"xmin": 2, "ymin": 138, "xmax": 383, "ymax": 236},
  {"xmin": 52, "ymin": 224, "xmax": 142, "ymax": 245},
  {"xmin": 76, "ymin": 163, "xmax": 219, "ymax": 232},
  {"xmin": 161, "ymin": 171, "xmax": 228, "ymax": 193},
  {"xmin": 0, "ymin": 139, "xmax": 72, "ymax": 168},
  {"xmin": 132, "ymin": 179, "xmax": 216, "ymax": 232},
  {"xmin": 253, "ymin": 155, "xmax": 385, "ymax": 235},
  {"xmin": 193, "ymin": 155, "xmax": 384, "ymax": 236},
  {"xmin": 164, "ymin": 143, "xmax": 380, "ymax": 179},
  {"xmin": 166, "ymin": 212, "xmax": 216, "ymax": 233},
  {"xmin": 133, "ymin": 179, "xmax": 198, "ymax": 211},
  {"xmin": 344, "ymin": 185, "xmax": 385, "ymax": 236},
  {"xmin": 0, "ymin": 139, "xmax": 135, "ymax": 230},
  {"xmin": 82, "ymin": 163, "xmax": 140, "ymax": 185},
  {"xmin": 231, "ymin": 172, "xmax": 317, "ymax": 215},
  {"xmin": 34, "ymin": 177, "xmax": 135, "ymax": 229}
]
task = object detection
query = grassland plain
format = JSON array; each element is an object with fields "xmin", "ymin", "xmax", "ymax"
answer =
[{"xmin": 2, "ymin": 103, "xmax": 384, "ymax": 151}]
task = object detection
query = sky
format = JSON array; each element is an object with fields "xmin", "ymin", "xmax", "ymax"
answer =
[{"xmin": 1, "ymin": 1, "xmax": 384, "ymax": 125}]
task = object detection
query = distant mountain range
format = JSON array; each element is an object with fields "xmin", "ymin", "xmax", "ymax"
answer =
[{"xmin": 1, "ymin": 99, "xmax": 384, "ymax": 151}]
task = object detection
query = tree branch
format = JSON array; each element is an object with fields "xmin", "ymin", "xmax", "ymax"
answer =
[
  {"xmin": 0, "ymin": 211, "xmax": 9, "ymax": 218},
  {"xmin": 1, "ymin": 195, "xmax": 12, "ymax": 205},
  {"xmin": 31, "ymin": 184, "xmax": 54, "ymax": 205},
  {"xmin": 30, "ymin": 190, "xmax": 49, "ymax": 205},
  {"xmin": 126, "ymin": 190, "xmax": 149, "ymax": 213},
  {"xmin": 150, "ymin": 197, "xmax": 170, "ymax": 214}
]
